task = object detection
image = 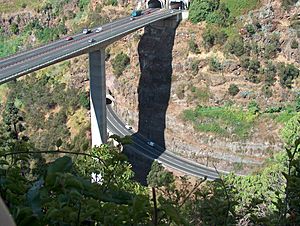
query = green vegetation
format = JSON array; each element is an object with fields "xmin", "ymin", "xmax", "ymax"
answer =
[
  {"xmin": 188, "ymin": 38, "xmax": 200, "ymax": 54},
  {"xmin": 220, "ymin": 0, "xmax": 259, "ymax": 17},
  {"xmin": 183, "ymin": 105, "xmax": 257, "ymax": 138},
  {"xmin": 209, "ymin": 57, "xmax": 222, "ymax": 72},
  {"xmin": 111, "ymin": 52, "xmax": 130, "ymax": 76},
  {"xmin": 0, "ymin": 0, "xmax": 43, "ymax": 13},
  {"xmin": 277, "ymin": 63, "xmax": 300, "ymax": 88},
  {"xmin": 291, "ymin": 39, "xmax": 299, "ymax": 49},
  {"xmin": 228, "ymin": 84, "xmax": 240, "ymax": 96},
  {"xmin": 189, "ymin": 0, "xmax": 220, "ymax": 23},
  {"xmin": 225, "ymin": 35, "xmax": 245, "ymax": 56}
]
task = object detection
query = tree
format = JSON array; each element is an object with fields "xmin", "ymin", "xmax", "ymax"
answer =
[
  {"xmin": 189, "ymin": 0, "xmax": 220, "ymax": 23},
  {"xmin": 278, "ymin": 63, "xmax": 300, "ymax": 88},
  {"xmin": 225, "ymin": 36, "xmax": 245, "ymax": 57},
  {"xmin": 280, "ymin": 114, "xmax": 300, "ymax": 146},
  {"xmin": 111, "ymin": 52, "xmax": 130, "ymax": 76}
]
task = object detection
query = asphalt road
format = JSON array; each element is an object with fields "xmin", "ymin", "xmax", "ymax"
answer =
[
  {"xmin": 0, "ymin": 9, "xmax": 181, "ymax": 84},
  {"xmin": 106, "ymin": 105, "xmax": 224, "ymax": 180}
]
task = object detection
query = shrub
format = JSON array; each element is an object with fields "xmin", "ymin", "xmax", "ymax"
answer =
[
  {"xmin": 202, "ymin": 28, "xmax": 228, "ymax": 49},
  {"xmin": 262, "ymin": 85, "xmax": 272, "ymax": 98},
  {"xmin": 209, "ymin": 57, "xmax": 222, "ymax": 72},
  {"xmin": 188, "ymin": 39, "xmax": 200, "ymax": 53},
  {"xmin": 189, "ymin": 0, "xmax": 220, "ymax": 23},
  {"xmin": 264, "ymin": 61, "xmax": 277, "ymax": 85},
  {"xmin": 190, "ymin": 59, "xmax": 200, "ymax": 75},
  {"xmin": 79, "ymin": 92, "xmax": 90, "ymax": 110},
  {"xmin": 277, "ymin": 63, "xmax": 300, "ymax": 88},
  {"xmin": 248, "ymin": 101, "xmax": 260, "ymax": 114},
  {"xmin": 263, "ymin": 34, "xmax": 281, "ymax": 59},
  {"xmin": 202, "ymin": 28, "xmax": 215, "ymax": 49},
  {"xmin": 225, "ymin": 36, "xmax": 245, "ymax": 57},
  {"xmin": 295, "ymin": 97, "xmax": 300, "ymax": 112},
  {"xmin": 215, "ymin": 30, "xmax": 228, "ymax": 45},
  {"xmin": 291, "ymin": 39, "xmax": 299, "ymax": 49},
  {"xmin": 111, "ymin": 52, "xmax": 130, "ymax": 76},
  {"xmin": 228, "ymin": 84, "xmax": 240, "ymax": 96},
  {"xmin": 10, "ymin": 23, "xmax": 19, "ymax": 35},
  {"xmin": 246, "ymin": 24, "xmax": 256, "ymax": 35}
]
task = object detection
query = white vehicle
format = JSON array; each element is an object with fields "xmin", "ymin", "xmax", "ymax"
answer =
[
  {"xmin": 147, "ymin": 141, "xmax": 155, "ymax": 147},
  {"xmin": 88, "ymin": 39, "xmax": 95, "ymax": 43},
  {"xmin": 125, "ymin": 124, "xmax": 132, "ymax": 130},
  {"xmin": 82, "ymin": 28, "xmax": 91, "ymax": 34},
  {"xmin": 95, "ymin": 27, "xmax": 103, "ymax": 32}
]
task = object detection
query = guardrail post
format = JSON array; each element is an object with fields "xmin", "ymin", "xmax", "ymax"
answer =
[{"xmin": 89, "ymin": 49, "xmax": 107, "ymax": 146}]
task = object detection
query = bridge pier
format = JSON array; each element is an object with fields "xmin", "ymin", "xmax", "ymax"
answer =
[{"xmin": 89, "ymin": 49, "xmax": 107, "ymax": 146}]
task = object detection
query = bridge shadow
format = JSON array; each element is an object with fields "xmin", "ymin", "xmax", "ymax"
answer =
[{"xmin": 123, "ymin": 19, "xmax": 179, "ymax": 185}]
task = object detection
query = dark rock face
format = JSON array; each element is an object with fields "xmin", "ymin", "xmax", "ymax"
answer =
[{"xmin": 125, "ymin": 20, "xmax": 178, "ymax": 185}]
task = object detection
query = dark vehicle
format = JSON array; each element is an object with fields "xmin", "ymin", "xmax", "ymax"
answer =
[
  {"xmin": 82, "ymin": 28, "xmax": 92, "ymax": 34},
  {"xmin": 131, "ymin": 10, "xmax": 142, "ymax": 17},
  {"xmin": 88, "ymin": 39, "xmax": 95, "ymax": 43}
]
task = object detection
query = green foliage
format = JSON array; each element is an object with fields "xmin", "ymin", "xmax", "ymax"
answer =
[
  {"xmin": 111, "ymin": 52, "xmax": 130, "ymax": 76},
  {"xmin": 0, "ymin": 137, "xmax": 153, "ymax": 225},
  {"xmin": 281, "ymin": 0, "xmax": 298, "ymax": 10},
  {"xmin": 221, "ymin": 0, "xmax": 259, "ymax": 17},
  {"xmin": 147, "ymin": 161, "xmax": 175, "ymax": 187},
  {"xmin": 209, "ymin": 57, "xmax": 222, "ymax": 72},
  {"xmin": 182, "ymin": 105, "xmax": 257, "ymax": 138},
  {"xmin": 263, "ymin": 34, "xmax": 281, "ymax": 59},
  {"xmin": 189, "ymin": 0, "xmax": 220, "ymax": 23},
  {"xmin": 263, "ymin": 61, "xmax": 277, "ymax": 85},
  {"xmin": 225, "ymin": 35, "xmax": 245, "ymax": 56},
  {"xmin": 188, "ymin": 38, "xmax": 200, "ymax": 53},
  {"xmin": 78, "ymin": 91, "xmax": 90, "ymax": 110},
  {"xmin": 10, "ymin": 23, "xmax": 19, "ymax": 35},
  {"xmin": 262, "ymin": 85, "xmax": 273, "ymax": 98},
  {"xmin": 245, "ymin": 24, "xmax": 256, "ymax": 35},
  {"xmin": 247, "ymin": 100, "xmax": 260, "ymax": 115},
  {"xmin": 277, "ymin": 63, "xmax": 300, "ymax": 88},
  {"xmin": 190, "ymin": 59, "xmax": 200, "ymax": 75},
  {"xmin": 280, "ymin": 113, "xmax": 300, "ymax": 146},
  {"xmin": 105, "ymin": 0, "xmax": 118, "ymax": 6},
  {"xmin": 228, "ymin": 84, "xmax": 240, "ymax": 96},
  {"xmin": 291, "ymin": 39, "xmax": 299, "ymax": 49},
  {"xmin": 79, "ymin": 0, "xmax": 90, "ymax": 11},
  {"xmin": 202, "ymin": 27, "xmax": 228, "ymax": 49}
]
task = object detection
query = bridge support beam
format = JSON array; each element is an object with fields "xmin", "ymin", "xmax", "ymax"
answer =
[{"xmin": 89, "ymin": 49, "xmax": 107, "ymax": 146}]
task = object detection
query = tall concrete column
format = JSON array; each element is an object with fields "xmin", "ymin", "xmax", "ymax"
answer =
[{"xmin": 89, "ymin": 49, "xmax": 107, "ymax": 146}]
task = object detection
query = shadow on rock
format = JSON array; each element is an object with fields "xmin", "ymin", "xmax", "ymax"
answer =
[{"xmin": 124, "ymin": 17, "xmax": 179, "ymax": 185}]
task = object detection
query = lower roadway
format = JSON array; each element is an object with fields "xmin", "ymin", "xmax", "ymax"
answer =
[{"xmin": 106, "ymin": 105, "xmax": 227, "ymax": 180}]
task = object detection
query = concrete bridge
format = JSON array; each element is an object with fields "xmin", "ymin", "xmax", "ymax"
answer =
[
  {"xmin": 0, "ymin": 9, "xmax": 182, "ymax": 146},
  {"xmin": 0, "ymin": 9, "xmax": 224, "ymax": 179}
]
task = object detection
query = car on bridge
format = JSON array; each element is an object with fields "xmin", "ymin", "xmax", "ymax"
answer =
[
  {"xmin": 65, "ymin": 36, "xmax": 73, "ymax": 41},
  {"xmin": 88, "ymin": 39, "xmax": 95, "ymax": 43},
  {"xmin": 82, "ymin": 28, "xmax": 92, "ymax": 34},
  {"xmin": 147, "ymin": 141, "xmax": 155, "ymax": 147},
  {"xmin": 95, "ymin": 27, "xmax": 103, "ymax": 33}
]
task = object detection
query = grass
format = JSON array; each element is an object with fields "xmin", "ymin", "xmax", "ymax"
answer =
[
  {"xmin": 221, "ymin": 0, "xmax": 260, "ymax": 17},
  {"xmin": 0, "ymin": 34, "xmax": 29, "ymax": 58},
  {"xmin": 0, "ymin": 84, "xmax": 9, "ymax": 104},
  {"xmin": 182, "ymin": 106, "xmax": 257, "ymax": 139},
  {"xmin": 267, "ymin": 111, "xmax": 297, "ymax": 124},
  {"xmin": 0, "ymin": 0, "xmax": 45, "ymax": 13}
]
